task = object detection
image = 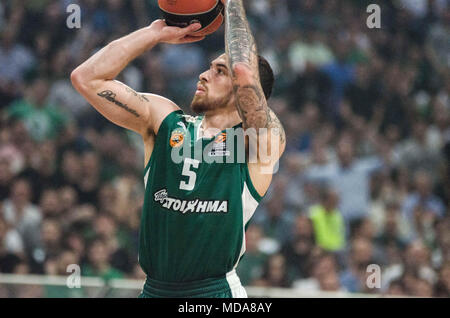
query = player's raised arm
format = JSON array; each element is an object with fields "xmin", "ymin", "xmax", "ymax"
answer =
[
  {"xmin": 224, "ymin": 0, "xmax": 285, "ymax": 157},
  {"xmin": 70, "ymin": 20, "xmax": 204, "ymax": 136}
]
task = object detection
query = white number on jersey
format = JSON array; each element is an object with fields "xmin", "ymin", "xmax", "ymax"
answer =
[{"xmin": 179, "ymin": 158, "xmax": 200, "ymax": 191}]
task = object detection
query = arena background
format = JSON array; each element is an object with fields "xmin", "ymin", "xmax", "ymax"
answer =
[{"xmin": 0, "ymin": 0, "xmax": 449, "ymax": 298}]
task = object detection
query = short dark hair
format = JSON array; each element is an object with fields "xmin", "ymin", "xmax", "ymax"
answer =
[{"xmin": 258, "ymin": 55, "xmax": 274, "ymax": 100}]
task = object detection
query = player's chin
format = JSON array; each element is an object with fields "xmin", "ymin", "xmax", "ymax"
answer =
[
  {"xmin": 190, "ymin": 101, "xmax": 204, "ymax": 114},
  {"xmin": 190, "ymin": 97, "xmax": 209, "ymax": 114}
]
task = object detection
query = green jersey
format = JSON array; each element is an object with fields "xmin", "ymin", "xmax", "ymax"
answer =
[{"xmin": 139, "ymin": 110, "xmax": 263, "ymax": 284}]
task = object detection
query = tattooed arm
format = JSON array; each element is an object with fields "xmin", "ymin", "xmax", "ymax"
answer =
[
  {"xmin": 71, "ymin": 20, "xmax": 203, "ymax": 136},
  {"xmin": 224, "ymin": 0, "xmax": 285, "ymax": 154}
]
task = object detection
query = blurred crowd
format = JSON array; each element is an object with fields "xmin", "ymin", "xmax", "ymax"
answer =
[{"xmin": 0, "ymin": 0, "xmax": 449, "ymax": 297}]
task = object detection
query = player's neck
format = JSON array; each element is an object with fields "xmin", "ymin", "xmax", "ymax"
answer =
[{"xmin": 202, "ymin": 108, "xmax": 242, "ymax": 133}]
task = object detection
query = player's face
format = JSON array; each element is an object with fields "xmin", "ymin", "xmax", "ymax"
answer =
[{"xmin": 191, "ymin": 54, "xmax": 234, "ymax": 114}]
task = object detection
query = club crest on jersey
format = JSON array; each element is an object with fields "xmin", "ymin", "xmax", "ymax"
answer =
[
  {"xmin": 154, "ymin": 188, "xmax": 228, "ymax": 214},
  {"xmin": 170, "ymin": 129, "xmax": 185, "ymax": 148}
]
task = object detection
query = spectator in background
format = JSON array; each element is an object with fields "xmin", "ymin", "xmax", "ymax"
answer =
[
  {"xmin": 293, "ymin": 251, "xmax": 343, "ymax": 293},
  {"xmin": 253, "ymin": 175, "xmax": 295, "ymax": 246},
  {"xmin": 0, "ymin": 213, "xmax": 24, "ymax": 256},
  {"xmin": 82, "ymin": 238, "xmax": 123, "ymax": 281},
  {"xmin": 0, "ymin": 2, "xmax": 4, "ymax": 29},
  {"xmin": 7, "ymin": 77, "xmax": 69, "ymax": 142},
  {"xmin": 58, "ymin": 185, "xmax": 79, "ymax": 215},
  {"xmin": 47, "ymin": 47, "xmax": 90, "ymax": 120},
  {"xmin": 38, "ymin": 218, "xmax": 64, "ymax": 270},
  {"xmin": 369, "ymin": 186, "xmax": 412, "ymax": 244},
  {"xmin": 426, "ymin": 6, "xmax": 450, "ymax": 70},
  {"xmin": 411, "ymin": 278, "xmax": 434, "ymax": 297},
  {"xmin": 97, "ymin": 182, "xmax": 119, "ymax": 216},
  {"xmin": 344, "ymin": 62, "xmax": 381, "ymax": 122},
  {"xmin": 288, "ymin": 29, "xmax": 334, "ymax": 76},
  {"xmin": 2, "ymin": 178, "xmax": 41, "ymax": 257},
  {"xmin": 383, "ymin": 241, "xmax": 437, "ymax": 293},
  {"xmin": 0, "ymin": 157, "xmax": 15, "ymax": 201},
  {"xmin": 306, "ymin": 133, "xmax": 384, "ymax": 222},
  {"xmin": 435, "ymin": 262, "xmax": 450, "ymax": 297},
  {"xmin": 236, "ymin": 224, "xmax": 269, "ymax": 287},
  {"xmin": 393, "ymin": 119, "xmax": 444, "ymax": 181},
  {"xmin": 92, "ymin": 213, "xmax": 133, "ymax": 274},
  {"xmin": 340, "ymin": 238, "xmax": 377, "ymax": 293},
  {"xmin": 288, "ymin": 60, "xmax": 331, "ymax": 113},
  {"xmin": 385, "ymin": 279, "xmax": 407, "ymax": 296},
  {"xmin": 318, "ymin": 271, "xmax": 343, "ymax": 292},
  {"xmin": 309, "ymin": 185, "xmax": 345, "ymax": 252},
  {"xmin": 292, "ymin": 102, "xmax": 322, "ymax": 152},
  {"xmin": 281, "ymin": 214, "xmax": 315, "ymax": 280},
  {"xmin": 401, "ymin": 170, "xmax": 446, "ymax": 242},
  {"xmin": 321, "ymin": 37, "xmax": 355, "ymax": 118},
  {"xmin": 375, "ymin": 201, "xmax": 410, "ymax": 266},
  {"xmin": 18, "ymin": 140, "xmax": 59, "ymax": 203},
  {"xmin": 0, "ymin": 25, "xmax": 36, "ymax": 107},
  {"xmin": 433, "ymin": 218, "xmax": 450, "ymax": 269},
  {"xmin": 57, "ymin": 150, "xmax": 82, "ymax": 192},
  {"xmin": 78, "ymin": 151, "xmax": 101, "ymax": 205},
  {"xmin": 253, "ymin": 253, "xmax": 292, "ymax": 288},
  {"xmin": 39, "ymin": 189, "xmax": 61, "ymax": 219},
  {"xmin": 63, "ymin": 230, "xmax": 86, "ymax": 262},
  {"xmin": 282, "ymin": 152, "xmax": 313, "ymax": 211}
]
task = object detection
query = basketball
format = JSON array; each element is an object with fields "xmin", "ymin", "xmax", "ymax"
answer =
[{"xmin": 158, "ymin": 0, "xmax": 224, "ymax": 36}]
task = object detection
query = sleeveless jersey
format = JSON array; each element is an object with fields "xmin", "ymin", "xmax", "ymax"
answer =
[{"xmin": 138, "ymin": 110, "xmax": 263, "ymax": 283}]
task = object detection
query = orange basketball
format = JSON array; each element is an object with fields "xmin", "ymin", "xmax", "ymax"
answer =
[{"xmin": 158, "ymin": 0, "xmax": 224, "ymax": 36}]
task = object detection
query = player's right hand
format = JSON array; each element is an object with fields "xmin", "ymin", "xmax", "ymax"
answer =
[{"xmin": 150, "ymin": 19, "xmax": 204, "ymax": 44}]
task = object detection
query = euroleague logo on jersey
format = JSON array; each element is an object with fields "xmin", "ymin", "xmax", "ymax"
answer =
[
  {"xmin": 215, "ymin": 132, "xmax": 226, "ymax": 143},
  {"xmin": 170, "ymin": 129, "xmax": 185, "ymax": 148}
]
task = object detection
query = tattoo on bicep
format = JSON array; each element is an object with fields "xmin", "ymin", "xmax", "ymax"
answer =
[
  {"xmin": 97, "ymin": 90, "xmax": 140, "ymax": 118},
  {"xmin": 266, "ymin": 109, "xmax": 286, "ymax": 145},
  {"xmin": 124, "ymin": 86, "xmax": 149, "ymax": 103}
]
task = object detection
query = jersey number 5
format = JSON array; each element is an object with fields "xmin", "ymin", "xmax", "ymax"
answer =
[{"xmin": 179, "ymin": 158, "xmax": 200, "ymax": 191}]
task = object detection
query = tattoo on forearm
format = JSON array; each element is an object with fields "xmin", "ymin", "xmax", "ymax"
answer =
[
  {"xmin": 233, "ymin": 84, "xmax": 267, "ymax": 127},
  {"xmin": 225, "ymin": 1, "xmax": 285, "ymax": 146},
  {"xmin": 233, "ymin": 85, "xmax": 286, "ymax": 144},
  {"xmin": 226, "ymin": 1, "xmax": 265, "ymax": 127},
  {"xmin": 97, "ymin": 90, "xmax": 140, "ymax": 117},
  {"xmin": 225, "ymin": 0, "xmax": 257, "ymax": 69}
]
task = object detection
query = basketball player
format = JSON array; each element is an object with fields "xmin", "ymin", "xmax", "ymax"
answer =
[{"xmin": 71, "ymin": 0, "xmax": 285, "ymax": 298}]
